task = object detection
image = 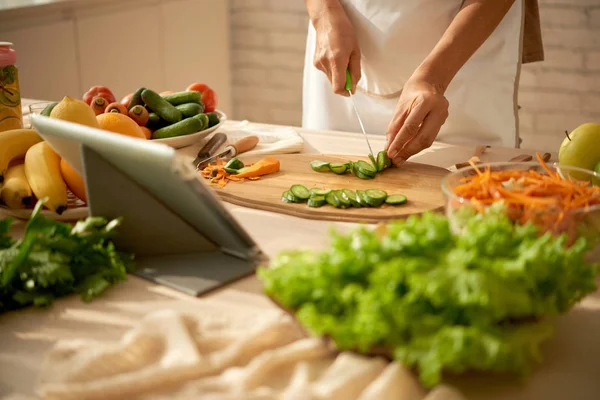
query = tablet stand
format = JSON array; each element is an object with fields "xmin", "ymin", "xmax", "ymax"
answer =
[{"xmin": 80, "ymin": 145, "xmax": 258, "ymax": 297}]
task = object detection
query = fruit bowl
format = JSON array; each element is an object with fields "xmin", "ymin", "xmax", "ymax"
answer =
[
  {"xmin": 441, "ymin": 162, "xmax": 600, "ymax": 259},
  {"xmin": 150, "ymin": 110, "xmax": 227, "ymax": 149}
]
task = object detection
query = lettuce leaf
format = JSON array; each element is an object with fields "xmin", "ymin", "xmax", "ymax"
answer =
[{"xmin": 258, "ymin": 210, "xmax": 599, "ymax": 387}]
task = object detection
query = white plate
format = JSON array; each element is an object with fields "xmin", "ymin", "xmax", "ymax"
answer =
[{"xmin": 151, "ymin": 110, "xmax": 227, "ymax": 149}]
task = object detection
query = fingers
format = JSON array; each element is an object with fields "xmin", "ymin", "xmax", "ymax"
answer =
[
  {"xmin": 331, "ymin": 54, "xmax": 350, "ymax": 96},
  {"xmin": 386, "ymin": 100, "xmax": 428, "ymax": 160},
  {"xmin": 391, "ymin": 104, "xmax": 448, "ymax": 165},
  {"xmin": 348, "ymin": 50, "xmax": 361, "ymax": 93}
]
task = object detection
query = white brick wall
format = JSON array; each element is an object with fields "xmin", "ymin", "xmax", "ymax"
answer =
[{"xmin": 230, "ymin": 0, "xmax": 600, "ymax": 152}]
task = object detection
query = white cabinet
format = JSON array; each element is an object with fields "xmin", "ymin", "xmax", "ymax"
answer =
[
  {"xmin": 1, "ymin": 19, "xmax": 80, "ymax": 101},
  {"xmin": 0, "ymin": 0, "xmax": 232, "ymax": 114}
]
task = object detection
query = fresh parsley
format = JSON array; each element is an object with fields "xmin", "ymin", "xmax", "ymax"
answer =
[{"xmin": 0, "ymin": 200, "xmax": 134, "ymax": 313}]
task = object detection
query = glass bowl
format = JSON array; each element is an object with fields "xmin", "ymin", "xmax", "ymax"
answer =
[
  {"xmin": 28, "ymin": 101, "xmax": 56, "ymax": 115},
  {"xmin": 441, "ymin": 162, "xmax": 600, "ymax": 259}
]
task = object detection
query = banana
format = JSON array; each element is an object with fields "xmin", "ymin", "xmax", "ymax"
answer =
[
  {"xmin": 0, "ymin": 128, "xmax": 43, "ymax": 184},
  {"xmin": 24, "ymin": 141, "xmax": 68, "ymax": 214},
  {"xmin": 0, "ymin": 163, "xmax": 33, "ymax": 209}
]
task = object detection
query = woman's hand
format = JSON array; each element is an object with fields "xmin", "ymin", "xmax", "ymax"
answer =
[
  {"xmin": 310, "ymin": 1, "xmax": 361, "ymax": 95},
  {"xmin": 385, "ymin": 77, "xmax": 449, "ymax": 165}
]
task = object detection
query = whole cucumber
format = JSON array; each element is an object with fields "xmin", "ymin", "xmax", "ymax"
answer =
[
  {"xmin": 176, "ymin": 102, "xmax": 204, "ymax": 118},
  {"xmin": 194, "ymin": 113, "xmax": 210, "ymax": 131},
  {"xmin": 127, "ymin": 87, "xmax": 145, "ymax": 110},
  {"xmin": 162, "ymin": 91, "xmax": 201, "ymax": 106},
  {"xmin": 146, "ymin": 112, "xmax": 166, "ymax": 130},
  {"xmin": 152, "ymin": 117, "xmax": 203, "ymax": 139},
  {"xmin": 206, "ymin": 112, "xmax": 220, "ymax": 127},
  {"xmin": 141, "ymin": 89, "xmax": 182, "ymax": 124}
]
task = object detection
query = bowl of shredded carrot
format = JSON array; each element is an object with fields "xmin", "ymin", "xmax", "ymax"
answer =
[{"xmin": 442, "ymin": 153, "xmax": 600, "ymax": 252}]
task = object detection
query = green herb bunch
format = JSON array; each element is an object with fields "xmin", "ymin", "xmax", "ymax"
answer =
[{"xmin": 0, "ymin": 200, "xmax": 134, "ymax": 313}]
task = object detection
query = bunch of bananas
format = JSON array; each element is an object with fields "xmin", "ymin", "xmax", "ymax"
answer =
[{"xmin": 0, "ymin": 128, "xmax": 81, "ymax": 214}]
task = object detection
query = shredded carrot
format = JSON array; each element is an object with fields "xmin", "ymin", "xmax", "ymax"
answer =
[
  {"xmin": 198, "ymin": 156, "xmax": 280, "ymax": 187},
  {"xmin": 452, "ymin": 152, "xmax": 600, "ymax": 240}
]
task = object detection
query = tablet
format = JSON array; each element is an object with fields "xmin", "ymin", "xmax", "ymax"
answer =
[{"xmin": 30, "ymin": 114, "xmax": 262, "ymax": 296}]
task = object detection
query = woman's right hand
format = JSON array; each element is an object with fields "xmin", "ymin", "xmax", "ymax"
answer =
[{"xmin": 309, "ymin": 1, "xmax": 361, "ymax": 96}]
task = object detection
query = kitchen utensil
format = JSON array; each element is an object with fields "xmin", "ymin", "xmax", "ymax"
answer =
[
  {"xmin": 195, "ymin": 135, "xmax": 260, "ymax": 170},
  {"xmin": 345, "ymin": 69, "xmax": 375, "ymax": 162},
  {"xmin": 210, "ymin": 153, "xmax": 448, "ymax": 224},
  {"xmin": 192, "ymin": 132, "xmax": 227, "ymax": 168},
  {"xmin": 454, "ymin": 152, "xmax": 552, "ymax": 170},
  {"xmin": 454, "ymin": 145, "xmax": 489, "ymax": 169}
]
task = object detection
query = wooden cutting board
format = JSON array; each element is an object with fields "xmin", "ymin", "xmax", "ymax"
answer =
[{"xmin": 212, "ymin": 154, "xmax": 450, "ymax": 224}]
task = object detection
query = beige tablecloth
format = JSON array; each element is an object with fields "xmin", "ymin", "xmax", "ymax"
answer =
[{"xmin": 2, "ymin": 101, "xmax": 599, "ymax": 400}]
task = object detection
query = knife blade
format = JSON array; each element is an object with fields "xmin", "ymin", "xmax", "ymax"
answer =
[
  {"xmin": 345, "ymin": 69, "xmax": 375, "ymax": 162},
  {"xmin": 192, "ymin": 132, "xmax": 227, "ymax": 168},
  {"xmin": 195, "ymin": 135, "xmax": 260, "ymax": 170}
]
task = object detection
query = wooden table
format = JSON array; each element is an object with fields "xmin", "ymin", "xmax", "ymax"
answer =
[{"xmin": 1, "ymin": 101, "xmax": 598, "ymax": 400}]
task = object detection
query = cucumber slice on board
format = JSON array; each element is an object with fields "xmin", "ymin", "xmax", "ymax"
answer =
[
  {"xmin": 224, "ymin": 158, "xmax": 244, "ymax": 171},
  {"xmin": 385, "ymin": 194, "xmax": 407, "ymax": 205},
  {"xmin": 342, "ymin": 189, "xmax": 360, "ymax": 207},
  {"xmin": 326, "ymin": 191, "xmax": 341, "ymax": 208},
  {"xmin": 290, "ymin": 185, "xmax": 310, "ymax": 201},
  {"xmin": 364, "ymin": 189, "xmax": 388, "ymax": 207},
  {"xmin": 307, "ymin": 195, "xmax": 326, "ymax": 207},
  {"xmin": 282, "ymin": 190, "xmax": 302, "ymax": 203},
  {"xmin": 310, "ymin": 160, "xmax": 331, "ymax": 172},
  {"xmin": 357, "ymin": 190, "xmax": 371, "ymax": 206},
  {"xmin": 333, "ymin": 191, "xmax": 351, "ymax": 208},
  {"xmin": 354, "ymin": 160, "xmax": 377, "ymax": 177},
  {"xmin": 310, "ymin": 188, "xmax": 332, "ymax": 196},
  {"xmin": 329, "ymin": 163, "xmax": 348, "ymax": 175}
]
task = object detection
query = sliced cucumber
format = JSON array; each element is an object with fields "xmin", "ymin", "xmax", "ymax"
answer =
[
  {"xmin": 224, "ymin": 167, "xmax": 239, "ymax": 174},
  {"xmin": 283, "ymin": 190, "xmax": 302, "ymax": 203},
  {"xmin": 368, "ymin": 153, "xmax": 378, "ymax": 171},
  {"xmin": 357, "ymin": 190, "xmax": 371, "ymax": 206},
  {"xmin": 290, "ymin": 184, "xmax": 310, "ymax": 201},
  {"xmin": 377, "ymin": 151, "xmax": 392, "ymax": 171},
  {"xmin": 333, "ymin": 190, "xmax": 351, "ymax": 208},
  {"xmin": 365, "ymin": 189, "xmax": 388, "ymax": 207},
  {"xmin": 281, "ymin": 191, "xmax": 293, "ymax": 203},
  {"xmin": 355, "ymin": 169, "xmax": 375, "ymax": 180},
  {"xmin": 310, "ymin": 188, "xmax": 332, "ymax": 196},
  {"xmin": 342, "ymin": 189, "xmax": 360, "ymax": 207},
  {"xmin": 311, "ymin": 160, "xmax": 330, "ymax": 172},
  {"xmin": 224, "ymin": 157, "xmax": 244, "ymax": 171},
  {"xmin": 329, "ymin": 163, "xmax": 348, "ymax": 175},
  {"xmin": 326, "ymin": 191, "xmax": 340, "ymax": 208},
  {"xmin": 354, "ymin": 160, "xmax": 377, "ymax": 177},
  {"xmin": 308, "ymin": 195, "xmax": 326, "ymax": 208},
  {"xmin": 385, "ymin": 194, "xmax": 407, "ymax": 205}
]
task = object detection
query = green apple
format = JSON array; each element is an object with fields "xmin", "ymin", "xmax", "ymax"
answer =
[{"xmin": 558, "ymin": 122, "xmax": 600, "ymax": 181}]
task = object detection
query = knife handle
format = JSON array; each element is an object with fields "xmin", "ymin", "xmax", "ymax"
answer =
[
  {"xmin": 199, "ymin": 132, "xmax": 227, "ymax": 157},
  {"xmin": 229, "ymin": 135, "xmax": 259, "ymax": 156},
  {"xmin": 345, "ymin": 69, "xmax": 352, "ymax": 91}
]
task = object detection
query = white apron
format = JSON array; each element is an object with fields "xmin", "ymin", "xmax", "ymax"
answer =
[{"xmin": 302, "ymin": 0, "xmax": 524, "ymax": 148}]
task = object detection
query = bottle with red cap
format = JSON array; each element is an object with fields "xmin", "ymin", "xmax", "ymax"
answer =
[{"xmin": 0, "ymin": 42, "xmax": 23, "ymax": 132}]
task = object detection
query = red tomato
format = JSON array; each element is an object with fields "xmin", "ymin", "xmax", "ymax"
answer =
[
  {"xmin": 121, "ymin": 93, "xmax": 133, "ymax": 107},
  {"xmin": 83, "ymin": 86, "xmax": 116, "ymax": 106},
  {"xmin": 186, "ymin": 82, "xmax": 218, "ymax": 112}
]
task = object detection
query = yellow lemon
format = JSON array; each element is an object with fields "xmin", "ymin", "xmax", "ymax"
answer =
[{"xmin": 50, "ymin": 96, "xmax": 99, "ymax": 128}]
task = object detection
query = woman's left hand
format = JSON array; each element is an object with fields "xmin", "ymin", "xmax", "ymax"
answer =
[{"xmin": 385, "ymin": 77, "xmax": 449, "ymax": 166}]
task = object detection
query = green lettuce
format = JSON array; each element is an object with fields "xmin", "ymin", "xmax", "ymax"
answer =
[{"xmin": 258, "ymin": 209, "xmax": 598, "ymax": 387}]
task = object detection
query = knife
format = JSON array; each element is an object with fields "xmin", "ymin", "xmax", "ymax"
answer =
[
  {"xmin": 195, "ymin": 135, "xmax": 260, "ymax": 170},
  {"xmin": 192, "ymin": 132, "xmax": 227, "ymax": 168},
  {"xmin": 345, "ymin": 69, "xmax": 376, "ymax": 163}
]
